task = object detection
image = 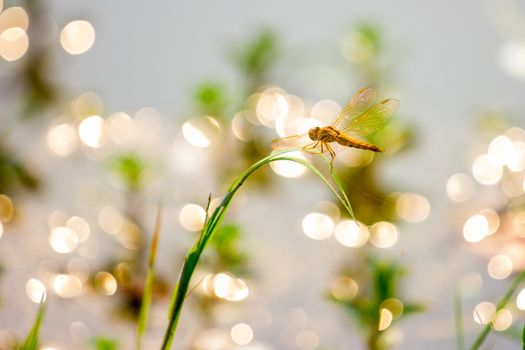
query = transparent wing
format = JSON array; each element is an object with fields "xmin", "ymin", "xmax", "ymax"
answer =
[
  {"xmin": 271, "ymin": 133, "xmax": 314, "ymax": 151},
  {"xmin": 341, "ymin": 98, "xmax": 399, "ymax": 137},
  {"xmin": 331, "ymin": 87, "xmax": 376, "ymax": 131}
]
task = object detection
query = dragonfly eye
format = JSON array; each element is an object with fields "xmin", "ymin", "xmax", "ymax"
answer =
[{"xmin": 308, "ymin": 127, "xmax": 320, "ymax": 140}]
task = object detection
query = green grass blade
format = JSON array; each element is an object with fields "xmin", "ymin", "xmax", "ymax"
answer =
[
  {"xmin": 522, "ymin": 321, "xmax": 525, "ymax": 350},
  {"xmin": 21, "ymin": 295, "xmax": 46, "ymax": 350},
  {"xmin": 455, "ymin": 288, "xmax": 465, "ymax": 350},
  {"xmin": 136, "ymin": 206, "xmax": 162, "ymax": 350},
  {"xmin": 160, "ymin": 150, "xmax": 354, "ymax": 349},
  {"xmin": 470, "ymin": 269, "xmax": 525, "ymax": 350}
]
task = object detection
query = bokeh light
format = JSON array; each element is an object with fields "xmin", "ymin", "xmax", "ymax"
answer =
[
  {"xmin": 480, "ymin": 209, "xmax": 500, "ymax": 235},
  {"xmin": 487, "ymin": 135, "xmax": 513, "ymax": 166},
  {"xmin": 72, "ymin": 92, "xmax": 103, "ymax": 118},
  {"xmin": 53, "ymin": 274, "xmax": 83, "ymax": 298},
  {"xmin": 98, "ymin": 206, "xmax": 123, "ymax": 234},
  {"xmin": 498, "ymin": 42, "xmax": 525, "ymax": 79},
  {"xmin": 473, "ymin": 302, "xmax": 496, "ymax": 325},
  {"xmin": 25, "ymin": 278, "xmax": 47, "ymax": 303},
  {"xmin": 230, "ymin": 323, "xmax": 253, "ymax": 345},
  {"xmin": 369, "ymin": 222, "xmax": 398, "ymax": 248},
  {"xmin": 0, "ymin": 27, "xmax": 29, "ymax": 61},
  {"xmin": 463, "ymin": 215, "xmax": 489, "ymax": 243},
  {"xmin": 382, "ymin": 298, "xmax": 404, "ymax": 319},
  {"xmin": 446, "ymin": 173, "xmax": 475, "ymax": 202},
  {"xmin": 472, "ymin": 154, "xmax": 503, "ymax": 185},
  {"xmin": 0, "ymin": 7, "xmax": 29, "ymax": 32},
  {"xmin": 492, "ymin": 309, "xmax": 512, "ymax": 331},
  {"xmin": 182, "ymin": 116, "xmax": 220, "ymax": 148},
  {"xmin": 487, "ymin": 254, "xmax": 513, "ymax": 280},
  {"xmin": 256, "ymin": 91, "xmax": 288, "ymax": 127},
  {"xmin": 330, "ymin": 276, "xmax": 358, "ymax": 301},
  {"xmin": 516, "ymin": 288, "xmax": 525, "ymax": 310},
  {"xmin": 179, "ymin": 204, "xmax": 206, "ymax": 232},
  {"xmin": 395, "ymin": 193, "xmax": 430, "ymax": 223},
  {"xmin": 334, "ymin": 220, "xmax": 369, "ymax": 247},
  {"xmin": 108, "ymin": 112, "xmax": 136, "ymax": 145},
  {"xmin": 94, "ymin": 271, "xmax": 117, "ymax": 295},
  {"xmin": 378, "ymin": 308, "xmax": 393, "ymax": 331},
  {"xmin": 49, "ymin": 226, "xmax": 79, "ymax": 253},
  {"xmin": 310, "ymin": 100, "xmax": 341, "ymax": 125},
  {"xmin": 212, "ymin": 272, "xmax": 249, "ymax": 301},
  {"xmin": 270, "ymin": 151, "xmax": 308, "ymax": 178},
  {"xmin": 60, "ymin": 20, "xmax": 95, "ymax": 55},
  {"xmin": 302, "ymin": 212, "xmax": 334, "ymax": 240},
  {"xmin": 78, "ymin": 116, "xmax": 105, "ymax": 148},
  {"xmin": 0, "ymin": 194, "xmax": 14, "ymax": 222},
  {"xmin": 66, "ymin": 216, "xmax": 90, "ymax": 243},
  {"xmin": 47, "ymin": 123, "xmax": 78, "ymax": 156}
]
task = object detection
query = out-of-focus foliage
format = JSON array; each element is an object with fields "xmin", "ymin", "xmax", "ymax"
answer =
[
  {"xmin": 330, "ymin": 256, "xmax": 423, "ymax": 350},
  {"xmin": 329, "ymin": 22, "xmax": 421, "ymax": 350},
  {"xmin": 208, "ymin": 223, "xmax": 249, "ymax": 275},
  {"xmin": 0, "ymin": 143, "xmax": 40, "ymax": 195},
  {"xmin": 232, "ymin": 29, "xmax": 278, "ymax": 96},
  {"xmin": 107, "ymin": 153, "xmax": 147, "ymax": 193},
  {"xmin": 91, "ymin": 337, "xmax": 118, "ymax": 350},
  {"xmin": 193, "ymin": 82, "xmax": 230, "ymax": 121}
]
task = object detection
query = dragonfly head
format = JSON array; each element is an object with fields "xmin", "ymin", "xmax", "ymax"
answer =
[{"xmin": 308, "ymin": 127, "xmax": 321, "ymax": 141}]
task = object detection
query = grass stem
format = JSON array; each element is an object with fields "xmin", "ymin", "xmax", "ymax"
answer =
[
  {"xmin": 469, "ymin": 269, "xmax": 525, "ymax": 350},
  {"xmin": 160, "ymin": 150, "xmax": 353, "ymax": 349}
]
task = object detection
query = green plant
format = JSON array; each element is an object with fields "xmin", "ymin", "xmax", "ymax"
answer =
[
  {"xmin": 160, "ymin": 150, "xmax": 354, "ymax": 349},
  {"xmin": 19, "ymin": 297, "xmax": 46, "ymax": 350},
  {"xmin": 469, "ymin": 269, "xmax": 525, "ymax": 350},
  {"xmin": 330, "ymin": 256, "xmax": 423, "ymax": 350}
]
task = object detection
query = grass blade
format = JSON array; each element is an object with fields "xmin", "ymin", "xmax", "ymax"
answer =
[
  {"xmin": 522, "ymin": 321, "xmax": 525, "ymax": 350},
  {"xmin": 160, "ymin": 150, "xmax": 354, "ymax": 349},
  {"xmin": 135, "ymin": 206, "xmax": 162, "ymax": 350},
  {"xmin": 470, "ymin": 269, "xmax": 525, "ymax": 350},
  {"xmin": 21, "ymin": 294, "xmax": 46, "ymax": 350},
  {"xmin": 455, "ymin": 288, "xmax": 465, "ymax": 350}
]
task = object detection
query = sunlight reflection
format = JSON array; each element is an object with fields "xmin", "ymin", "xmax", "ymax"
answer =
[
  {"xmin": 302, "ymin": 212, "xmax": 334, "ymax": 240},
  {"xmin": 60, "ymin": 20, "xmax": 95, "ymax": 55}
]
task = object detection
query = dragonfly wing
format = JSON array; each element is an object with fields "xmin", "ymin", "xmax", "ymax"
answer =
[
  {"xmin": 341, "ymin": 98, "xmax": 399, "ymax": 137},
  {"xmin": 271, "ymin": 133, "xmax": 314, "ymax": 151},
  {"xmin": 331, "ymin": 87, "xmax": 376, "ymax": 131}
]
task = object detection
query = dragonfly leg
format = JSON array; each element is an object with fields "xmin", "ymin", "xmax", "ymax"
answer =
[
  {"xmin": 326, "ymin": 143, "xmax": 336, "ymax": 169},
  {"xmin": 303, "ymin": 141, "xmax": 320, "ymax": 154}
]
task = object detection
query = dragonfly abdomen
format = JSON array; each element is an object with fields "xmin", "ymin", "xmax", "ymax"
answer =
[{"xmin": 335, "ymin": 135, "xmax": 384, "ymax": 152}]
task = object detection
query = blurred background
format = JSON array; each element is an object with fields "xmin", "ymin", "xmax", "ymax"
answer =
[{"xmin": 1, "ymin": 0, "xmax": 525, "ymax": 349}]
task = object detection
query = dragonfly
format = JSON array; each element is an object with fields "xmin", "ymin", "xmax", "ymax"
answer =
[{"xmin": 271, "ymin": 87, "xmax": 399, "ymax": 166}]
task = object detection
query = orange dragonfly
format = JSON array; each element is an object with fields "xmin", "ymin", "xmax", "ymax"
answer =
[{"xmin": 271, "ymin": 87, "xmax": 399, "ymax": 165}]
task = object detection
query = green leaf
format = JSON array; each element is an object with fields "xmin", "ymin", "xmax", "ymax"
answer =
[{"xmin": 20, "ymin": 297, "xmax": 46, "ymax": 350}]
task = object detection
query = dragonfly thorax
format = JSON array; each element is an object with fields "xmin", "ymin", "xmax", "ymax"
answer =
[{"xmin": 308, "ymin": 126, "xmax": 339, "ymax": 142}]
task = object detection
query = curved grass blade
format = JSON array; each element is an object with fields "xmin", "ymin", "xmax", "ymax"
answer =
[
  {"xmin": 136, "ymin": 206, "xmax": 162, "ymax": 350},
  {"xmin": 470, "ymin": 269, "xmax": 525, "ymax": 350},
  {"xmin": 21, "ymin": 294, "xmax": 46, "ymax": 350},
  {"xmin": 160, "ymin": 150, "xmax": 354, "ymax": 349}
]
